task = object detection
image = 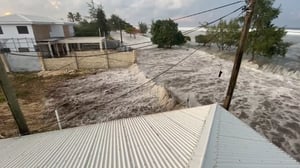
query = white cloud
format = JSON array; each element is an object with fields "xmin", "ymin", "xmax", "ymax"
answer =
[
  {"xmin": 0, "ymin": 0, "xmax": 298, "ymax": 27},
  {"xmin": 48, "ymin": 0, "xmax": 62, "ymax": 9}
]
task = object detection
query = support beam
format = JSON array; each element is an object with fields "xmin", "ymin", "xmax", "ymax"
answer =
[
  {"xmin": 48, "ymin": 42, "xmax": 54, "ymax": 58},
  {"xmin": 55, "ymin": 44, "xmax": 60, "ymax": 57},
  {"xmin": 0, "ymin": 54, "xmax": 29, "ymax": 135},
  {"xmin": 65, "ymin": 43, "xmax": 70, "ymax": 56},
  {"xmin": 77, "ymin": 43, "xmax": 81, "ymax": 51}
]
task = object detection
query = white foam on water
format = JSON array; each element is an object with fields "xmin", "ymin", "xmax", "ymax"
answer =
[{"xmin": 137, "ymin": 47, "xmax": 300, "ymax": 161}]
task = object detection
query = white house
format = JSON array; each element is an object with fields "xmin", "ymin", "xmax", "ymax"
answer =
[
  {"xmin": 0, "ymin": 14, "xmax": 76, "ymax": 72},
  {"xmin": 0, "ymin": 14, "xmax": 74, "ymax": 53}
]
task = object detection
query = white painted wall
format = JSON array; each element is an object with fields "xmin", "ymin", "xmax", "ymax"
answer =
[
  {"xmin": 5, "ymin": 52, "xmax": 42, "ymax": 72},
  {"xmin": 68, "ymin": 25, "xmax": 75, "ymax": 36},
  {"xmin": 50, "ymin": 25, "xmax": 65, "ymax": 38},
  {"xmin": 0, "ymin": 24, "xmax": 36, "ymax": 51}
]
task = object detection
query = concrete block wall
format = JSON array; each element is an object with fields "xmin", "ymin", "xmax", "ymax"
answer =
[
  {"xmin": 43, "ymin": 57, "xmax": 77, "ymax": 71},
  {"xmin": 3, "ymin": 53, "xmax": 42, "ymax": 72},
  {"xmin": 43, "ymin": 50, "xmax": 136, "ymax": 71}
]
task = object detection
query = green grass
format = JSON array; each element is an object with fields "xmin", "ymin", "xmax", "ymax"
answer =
[{"xmin": 0, "ymin": 92, "xmax": 6, "ymax": 103}]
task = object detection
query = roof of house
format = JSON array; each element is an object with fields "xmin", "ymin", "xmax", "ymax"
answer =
[
  {"xmin": 0, "ymin": 14, "xmax": 74, "ymax": 25},
  {"xmin": 0, "ymin": 104, "xmax": 298, "ymax": 167}
]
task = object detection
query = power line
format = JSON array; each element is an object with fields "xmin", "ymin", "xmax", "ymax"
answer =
[
  {"xmin": 173, "ymin": 0, "xmax": 243, "ymax": 21},
  {"xmin": 183, "ymin": 6, "xmax": 244, "ymax": 35}
]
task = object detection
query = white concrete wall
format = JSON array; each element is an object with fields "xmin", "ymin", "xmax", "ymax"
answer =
[
  {"xmin": 4, "ymin": 52, "xmax": 42, "ymax": 72},
  {"xmin": 0, "ymin": 24, "xmax": 36, "ymax": 51},
  {"xmin": 50, "ymin": 25, "xmax": 65, "ymax": 38},
  {"xmin": 68, "ymin": 25, "xmax": 74, "ymax": 36}
]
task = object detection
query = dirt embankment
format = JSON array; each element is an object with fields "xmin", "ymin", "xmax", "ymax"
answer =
[{"xmin": 0, "ymin": 70, "xmax": 99, "ymax": 138}]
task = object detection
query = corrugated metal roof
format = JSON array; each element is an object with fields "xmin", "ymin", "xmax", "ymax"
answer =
[
  {"xmin": 0, "ymin": 14, "xmax": 73, "ymax": 25},
  {"xmin": 0, "ymin": 104, "xmax": 299, "ymax": 168},
  {"xmin": 201, "ymin": 105, "xmax": 300, "ymax": 168}
]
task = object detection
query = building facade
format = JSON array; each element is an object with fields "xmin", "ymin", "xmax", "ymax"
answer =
[
  {"xmin": 0, "ymin": 14, "xmax": 75, "ymax": 72},
  {"xmin": 0, "ymin": 14, "xmax": 74, "ymax": 53}
]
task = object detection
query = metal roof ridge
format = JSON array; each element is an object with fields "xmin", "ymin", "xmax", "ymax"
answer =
[
  {"xmin": 16, "ymin": 14, "xmax": 32, "ymax": 22},
  {"xmin": 189, "ymin": 103, "xmax": 218, "ymax": 168}
]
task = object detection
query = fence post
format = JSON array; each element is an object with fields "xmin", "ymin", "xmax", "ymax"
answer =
[
  {"xmin": 74, "ymin": 52, "xmax": 79, "ymax": 70},
  {"xmin": 105, "ymin": 51, "xmax": 110, "ymax": 69},
  {"xmin": 38, "ymin": 52, "xmax": 46, "ymax": 71},
  {"xmin": 0, "ymin": 53, "xmax": 11, "ymax": 72},
  {"xmin": 133, "ymin": 50, "xmax": 137, "ymax": 63},
  {"xmin": 0, "ymin": 57, "xmax": 29, "ymax": 135}
]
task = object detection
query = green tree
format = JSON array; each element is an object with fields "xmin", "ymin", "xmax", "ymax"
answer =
[
  {"xmin": 108, "ymin": 14, "xmax": 122, "ymax": 31},
  {"xmin": 223, "ymin": 19, "xmax": 240, "ymax": 49},
  {"xmin": 87, "ymin": 1, "xmax": 109, "ymax": 36},
  {"xmin": 74, "ymin": 21, "xmax": 98, "ymax": 36},
  {"xmin": 67, "ymin": 12, "xmax": 75, "ymax": 22},
  {"xmin": 150, "ymin": 19, "xmax": 186, "ymax": 48},
  {"xmin": 184, "ymin": 36, "xmax": 191, "ymax": 42},
  {"xmin": 108, "ymin": 14, "xmax": 134, "ymax": 31},
  {"xmin": 139, "ymin": 22, "xmax": 148, "ymax": 34},
  {"xmin": 125, "ymin": 27, "xmax": 138, "ymax": 39},
  {"xmin": 246, "ymin": 0, "xmax": 290, "ymax": 61},
  {"xmin": 74, "ymin": 12, "xmax": 82, "ymax": 22},
  {"xmin": 215, "ymin": 20, "xmax": 227, "ymax": 50},
  {"xmin": 201, "ymin": 19, "xmax": 240, "ymax": 49},
  {"xmin": 195, "ymin": 34, "xmax": 211, "ymax": 46}
]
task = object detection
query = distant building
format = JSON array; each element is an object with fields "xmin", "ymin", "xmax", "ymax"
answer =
[
  {"xmin": 0, "ymin": 14, "xmax": 75, "ymax": 54},
  {"xmin": 0, "ymin": 14, "xmax": 119, "ymax": 72}
]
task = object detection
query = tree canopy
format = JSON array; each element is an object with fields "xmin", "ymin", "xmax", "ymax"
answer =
[
  {"xmin": 151, "ymin": 19, "xmax": 186, "ymax": 48},
  {"xmin": 88, "ymin": 1, "xmax": 109, "ymax": 36},
  {"xmin": 70, "ymin": 0, "xmax": 134, "ymax": 37},
  {"xmin": 67, "ymin": 12, "xmax": 82, "ymax": 22},
  {"xmin": 139, "ymin": 22, "xmax": 148, "ymax": 34},
  {"xmin": 195, "ymin": 0, "xmax": 290, "ymax": 61},
  {"xmin": 196, "ymin": 19, "xmax": 240, "ymax": 49},
  {"xmin": 246, "ymin": 0, "xmax": 290, "ymax": 61}
]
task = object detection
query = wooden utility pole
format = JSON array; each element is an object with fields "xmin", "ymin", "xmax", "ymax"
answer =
[
  {"xmin": 104, "ymin": 34, "xmax": 110, "ymax": 69},
  {"xmin": 0, "ymin": 54, "xmax": 29, "ymax": 135},
  {"xmin": 119, "ymin": 21, "xmax": 123, "ymax": 45},
  {"xmin": 223, "ymin": 0, "xmax": 256, "ymax": 110}
]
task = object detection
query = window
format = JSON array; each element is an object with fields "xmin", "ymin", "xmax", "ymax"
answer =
[
  {"xmin": 0, "ymin": 48, "xmax": 11, "ymax": 53},
  {"xmin": 0, "ymin": 26, "xmax": 3, "ymax": 34},
  {"xmin": 18, "ymin": 47, "xmax": 30, "ymax": 52},
  {"xmin": 17, "ymin": 26, "xmax": 29, "ymax": 34}
]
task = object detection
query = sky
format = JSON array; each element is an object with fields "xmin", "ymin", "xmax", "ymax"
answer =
[{"xmin": 1, "ymin": 0, "xmax": 300, "ymax": 28}]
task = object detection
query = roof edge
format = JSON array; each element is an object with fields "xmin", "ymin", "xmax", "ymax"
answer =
[{"xmin": 189, "ymin": 103, "xmax": 218, "ymax": 168}]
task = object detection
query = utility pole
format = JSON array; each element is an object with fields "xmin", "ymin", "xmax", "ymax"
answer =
[
  {"xmin": 0, "ymin": 54, "xmax": 29, "ymax": 135},
  {"xmin": 104, "ymin": 33, "xmax": 110, "ymax": 69},
  {"xmin": 223, "ymin": 0, "xmax": 256, "ymax": 110},
  {"xmin": 119, "ymin": 21, "xmax": 123, "ymax": 45}
]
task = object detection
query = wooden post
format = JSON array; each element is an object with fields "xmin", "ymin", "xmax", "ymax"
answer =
[
  {"xmin": 48, "ymin": 42, "xmax": 54, "ymax": 58},
  {"xmin": 104, "ymin": 36, "xmax": 110, "ymax": 69},
  {"xmin": 38, "ymin": 52, "xmax": 46, "ymax": 71},
  {"xmin": 133, "ymin": 50, "xmax": 137, "ymax": 63},
  {"xmin": 74, "ymin": 52, "xmax": 79, "ymax": 70},
  {"xmin": 119, "ymin": 21, "xmax": 123, "ymax": 45},
  {"xmin": 0, "ymin": 56, "xmax": 29, "ymax": 135},
  {"xmin": 223, "ymin": 0, "xmax": 256, "ymax": 110},
  {"xmin": 77, "ymin": 43, "xmax": 81, "ymax": 51},
  {"xmin": 55, "ymin": 44, "xmax": 60, "ymax": 57},
  {"xmin": 0, "ymin": 53, "xmax": 11, "ymax": 72},
  {"xmin": 66, "ymin": 43, "xmax": 70, "ymax": 56}
]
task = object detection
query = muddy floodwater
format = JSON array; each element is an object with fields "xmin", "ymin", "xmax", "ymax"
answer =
[{"xmin": 137, "ymin": 48, "xmax": 300, "ymax": 162}]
